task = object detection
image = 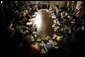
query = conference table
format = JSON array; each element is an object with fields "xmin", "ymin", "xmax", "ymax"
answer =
[
  {"xmin": 26, "ymin": 9, "xmax": 62, "ymax": 55},
  {"xmin": 31, "ymin": 9, "xmax": 56, "ymax": 38}
]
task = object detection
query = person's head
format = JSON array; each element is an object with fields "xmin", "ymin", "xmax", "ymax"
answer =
[
  {"xmin": 60, "ymin": 11, "xmax": 65, "ymax": 17},
  {"xmin": 41, "ymin": 41, "xmax": 44, "ymax": 43},
  {"xmin": 17, "ymin": 21, "xmax": 23, "ymax": 25},
  {"xmin": 67, "ymin": 15, "xmax": 71, "ymax": 19},
  {"xmin": 69, "ymin": 15, "xmax": 73, "ymax": 19},
  {"xmin": 65, "ymin": 12, "xmax": 68, "ymax": 16}
]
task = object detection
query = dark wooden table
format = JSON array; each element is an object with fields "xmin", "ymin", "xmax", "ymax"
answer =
[{"xmin": 35, "ymin": 9, "xmax": 54, "ymax": 38}]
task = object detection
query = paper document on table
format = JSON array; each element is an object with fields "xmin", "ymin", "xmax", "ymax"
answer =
[
  {"xmin": 26, "ymin": 22, "xmax": 32, "ymax": 25},
  {"xmin": 52, "ymin": 15, "xmax": 56, "ymax": 18}
]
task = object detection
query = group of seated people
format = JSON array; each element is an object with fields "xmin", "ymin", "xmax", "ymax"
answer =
[
  {"xmin": 48, "ymin": 4, "xmax": 84, "ymax": 36},
  {"xmin": 2, "ymin": 2, "xmax": 84, "ymax": 56},
  {"xmin": 5, "ymin": 3, "xmax": 61, "ymax": 57},
  {"xmin": 48, "ymin": 4, "xmax": 84, "ymax": 56},
  {"xmin": 4, "ymin": 3, "xmax": 41, "ymax": 56},
  {"xmin": 5, "ymin": 4, "xmax": 64, "ymax": 56}
]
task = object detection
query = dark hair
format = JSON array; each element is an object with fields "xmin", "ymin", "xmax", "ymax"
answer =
[{"xmin": 56, "ymin": 5, "xmax": 59, "ymax": 8}]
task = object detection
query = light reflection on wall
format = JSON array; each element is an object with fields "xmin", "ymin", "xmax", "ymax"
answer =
[
  {"xmin": 34, "ymin": 11, "xmax": 42, "ymax": 32},
  {"xmin": 34, "ymin": 10, "xmax": 51, "ymax": 37}
]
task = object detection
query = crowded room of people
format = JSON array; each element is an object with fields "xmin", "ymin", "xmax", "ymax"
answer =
[{"xmin": 1, "ymin": 1, "xmax": 84, "ymax": 57}]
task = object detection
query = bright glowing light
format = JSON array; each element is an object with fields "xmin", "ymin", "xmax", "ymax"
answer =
[
  {"xmin": 34, "ymin": 34, "xmax": 37, "ymax": 37},
  {"xmin": 26, "ymin": 22, "xmax": 32, "ymax": 25},
  {"xmin": 56, "ymin": 36, "xmax": 62, "ymax": 41},
  {"xmin": 1, "ymin": 1, "xmax": 3, "ymax": 4},
  {"xmin": 34, "ymin": 13, "xmax": 42, "ymax": 31}
]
